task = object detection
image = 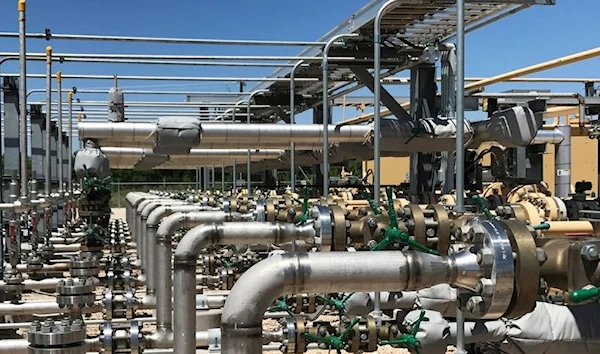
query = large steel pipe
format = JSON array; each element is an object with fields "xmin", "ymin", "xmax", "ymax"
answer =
[
  {"xmin": 78, "ymin": 122, "xmax": 370, "ymax": 145},
  {"xmin": 0, "ymin": 301, "xmax": 101, "ymax": 316},
  {"xmin": 153, "ymin": 211, "xmax": 251, "ymax": 336},
  {"xmin": 220, "ymin": 251, "xmax": 483, "ymax": 354},
  {"xmin": 173, "ymin": 222, "xmax": 316, "ymax": 354}
]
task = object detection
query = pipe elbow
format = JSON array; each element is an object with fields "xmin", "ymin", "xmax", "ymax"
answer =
[
  {"xmin": 222, "ymin": 254, "xmax": 289, "ymax": 328},
  {"xmin": 156, "ymin": 212, "xmax": 187, "ymax": 239},
  {"xmin": 174, "ymin": 224, "xmax": 219, "ymax": 266}
]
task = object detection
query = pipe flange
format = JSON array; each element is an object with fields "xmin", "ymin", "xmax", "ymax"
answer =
[
  {"xmin": 266, "ymin": 199, "xmax": 276, "ymax": 222},
  {"xmin": 255, "ymin": 199, "xmax": 266, "ymax": 222},
  {"xmin": 223, "ymin": 197, "xmax": 231, "ymax": 212},
  {"xmin": 406, "ymin": 204, "xmax": 427, "ymax": 246},
  {"xmin": 501, "ymin": 220, "xmax": 539, "ymax": 318},
  {"xmin": 459, "ymin": 219, "xmax": 515, "ymax": 319},
  {"xmin": 101, "ymin": 321, "xmax": 113, "ymax": 354},
  {"xmin": 427, "ymin": 204, "xmax": 451, "ymax": 255},
  {"xmin": 27, "ymin": 345, "xmax": 87, "ymax": 354},
  {"xmin": 330, "ymin": 205, "xmax": 347, "ymax": 251},
  {"xmin": 283, "ymin": 316, "xmax": 296, "ymax": 354},
  {"xmin": 103, "ymin": 289, "xmax": 113, "ymax": 321},
  {"xmin": 57, "ymin": 293, "xmax": 96, "ymax": 309},
  {"xmin": 28, "ymin": 318, "xmax": 86, "ymax": 347},
  {"xmin": 70, "ymin": 254, "xmax": 100, "ymax": 269},
  {"xmin": 70, "ymin": 267, "xmax": 100, "ymax": 278},
  {"xmin": 130, "ymin": 320, "xmax": 141, "ymax": 354},
  {"xmin": 312, "ymin": 205, "xmax": 332, "ymax": 252},
  {"xmin": 57, "ymin": 278, "xmax": 96, "ymax": 295},
  {"xmin": 125, "ymin": 288, "xmax": 135, "ymax": 320}
]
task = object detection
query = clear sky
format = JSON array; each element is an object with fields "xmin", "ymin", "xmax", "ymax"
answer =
[{"xmin": 0, "ymin": 0, "xmax": 599, "ymax": 131}]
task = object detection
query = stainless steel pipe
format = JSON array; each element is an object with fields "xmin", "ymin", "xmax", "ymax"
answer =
[
  {"xmin": 173, "ymin": 222, "xmax": 316, "ymax": 354},
  {"xmin": 220, "ymin": 251, "xmax": 475, "ymax": 354}
]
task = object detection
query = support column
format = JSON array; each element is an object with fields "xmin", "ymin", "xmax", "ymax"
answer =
[
  {"xmin": 409, "ymin": 65, "xmax": 437, "ymax": 202},
  {"xmin": 50, "ymin": 121, "xmax": 61, "ymax": 229},
  {"xmin": 555, "ymin": 124, "xmax": 571, "ymax": 198}
]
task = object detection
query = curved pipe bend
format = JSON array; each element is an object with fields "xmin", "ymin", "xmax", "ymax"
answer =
[
  {"xmin": 220, "ymin": 251, "xmax": 459, "ymax": 354},
  {"xmin": 173, "ymin": 222, "xmax": 316, "ymax": 354}
]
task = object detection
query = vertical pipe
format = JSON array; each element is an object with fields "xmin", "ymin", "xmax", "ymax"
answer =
[
  {"xmin": 290, "ymin": 61, "xmax": 304, "ymax": 192},
  {"xmin": 67, "ymin": 90, "xmax": 73, "ymax": 195},
  {"xmin": 555, "ymin": 123, "xmax": 571, "ymax": 197},
  {"xmin": 246, "ymin": 91, "xmax": 265, "ymax": 194},
  {"xmin": 373, "ymin": 1, "xmax": 399, "ymax": 325},
  {"xmin": 455, "ymin": 0, "xmax": 467, "ymax": 353},
  {"xmin": 156, "ymin": 234, "xmax": 173, "ymax": 332},
  {"xmin": 221, "ymin": 162, "xmax": 225, "ymax": 192},
  {"xmin": 211, "ymin": 164, "xmax": 215, "ymax": 191},
  {"xmin": 322, "ymin": 33, "xmax": 358, "ymax": 197},
  {"xmin": 44, "ymin": 46, "xmax": 52, "ymax": 196},
  {"xmin": 18, "ymin": 0, "xmax": 28, "ymax": 202},
  {"xmin": 232, "ymin": 160, "xmax": 237, "ymax": 191},
  {"xmin": 456, "ymin": 0, "xmax": 465, "ymax": 213},
  {"xmin": 56, "ymin": 71, "xmax": 63, "ymax": 193}
]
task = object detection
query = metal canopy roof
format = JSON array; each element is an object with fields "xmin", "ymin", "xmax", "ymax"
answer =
[{"xmin": 247, "ymin": 0, "xmax": 554, "ymax": 121}]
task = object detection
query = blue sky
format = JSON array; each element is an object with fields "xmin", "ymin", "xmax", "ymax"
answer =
[{"xmin": 0, "ymin": 0, "xmax": 599, "ymax": 132}]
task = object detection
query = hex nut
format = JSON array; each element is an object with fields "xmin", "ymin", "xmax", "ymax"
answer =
[
  {"xmin": 469, "ymin": 225, "xmax": 485, "ymax": 244},
  {"xmin": 476, "ymin": 278, "xmax": 494, "ymax": 297},
  {"xmin": 465, "ymin": 296, "xmax": 485, "ymax": 315},
  {"xmin": 581, "ymin": 244, "xmax": 599, "ymax": 262},
  {"xmin": 477, "ymin": 248, "xmax": 494, "ymax": 266},
  {"xmin": 536, "ymin": 247, "xmax": 548, "ymax": 265}
]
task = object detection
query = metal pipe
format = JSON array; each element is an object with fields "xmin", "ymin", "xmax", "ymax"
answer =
[
  {"xmin": 56, "ymin": 71, "xmax": 63, "ymax": 193},
  {"xmin": 141, "ymin": 202, "xmax": 194, "ymax": 297},
  {"xmin": 221, "ymin": 162, "xmax": 225, "ymax": 191},
  {"xmin": 290, "ymin": 60, "xmax": 305, "ymax": 191},
  {"xmin": 0, "ymin": 278, "xmax": 63, "ymax": 291},
  {"xmin": 0, "ymin": 51, "xmax": 357, "ymax": 61},
  {"xmin": 322, "ymin": 33, "xmax": 359, "ymax": 196},
  {"xmin": 18, "ymin": 0, "xmax": 28, "ymax": 202},
  {"xmin": 247, "ymin": 91, "xmax": 268, "ymax": 193},
  {"xmin": 555, "ymin": 124, "xmax": 571, "ymax": 197},
  {"xmin": 2, "ymin": 73, "xmax": 322, "ymax": 82},
  {"xmin": 173, "ymin": 222, "xmax": 316, "ymax": 354},
  {"xmin": 67, "ymin": 90, "xmax": 73, "ymax": 194},
  {"xmin": 44, "ymin": 46, "xmax": 52, "ymax": 196},
  {"xmin": 78, "ymin": 122, "xmax": 371, "ymax": 147},
  {"xmin": 455, "ymin": 1, "xmax": 467, "ymax": 352},
  {"xmin": 0, "ymin": 31, "xmax": 327, "ymax": 46},
  {"xmin": 531, "ymin": 129, "xmax": 564, "ymax": 145},
  {"xmin": 220, "ymin": 251, "xmax": 467, "ymax": 354},
  {"xmin": 373, "ymin": 0, "xmax": 401, "ymax": 324},
  {"xmin": 0, "ymin": 301, "xmax": 101, "ymax": 316},
  {"xmin": 233, "ymin": 159, "xmax": 237, "ymax": 190},
  {"xmin": 154, "ymin": 211, "xmax": 234, "ymax": 333}
]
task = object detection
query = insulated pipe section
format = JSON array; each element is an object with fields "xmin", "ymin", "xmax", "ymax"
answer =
[
  {"xmin": 173, "ymin": 222, "xmax": 316, "ymax": 354},
  {"xmin": 220, "ymin": 251, "xmax": 464, "ymax": 354},
  {"xmin": 78, "ymin": 122, "xmax": 370, "ymax": 145}
]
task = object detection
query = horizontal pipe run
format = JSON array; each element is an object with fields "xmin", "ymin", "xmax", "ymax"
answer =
[
  {"xmin": 0, "ymin": 301, "xmax": 102, "ymax": 316},
  {"xmin": 221, "ymin": 251, "xmax": 459, "ymax": 354},
  {"xmin": 78, "ymin": 122, "xmax": 370, "ymax": 144},
  {"xmin": 1, "ymin": 73, "xmax": 322, "ymax": 82},
  {"xmin": 0, "ymin": 31, "xmax": 327, "ymax": 46}
]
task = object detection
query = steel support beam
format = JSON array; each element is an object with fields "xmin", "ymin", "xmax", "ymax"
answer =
[{"xmin": 350, "ymin": 67, "xmax": 412, "ymax": 122}]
